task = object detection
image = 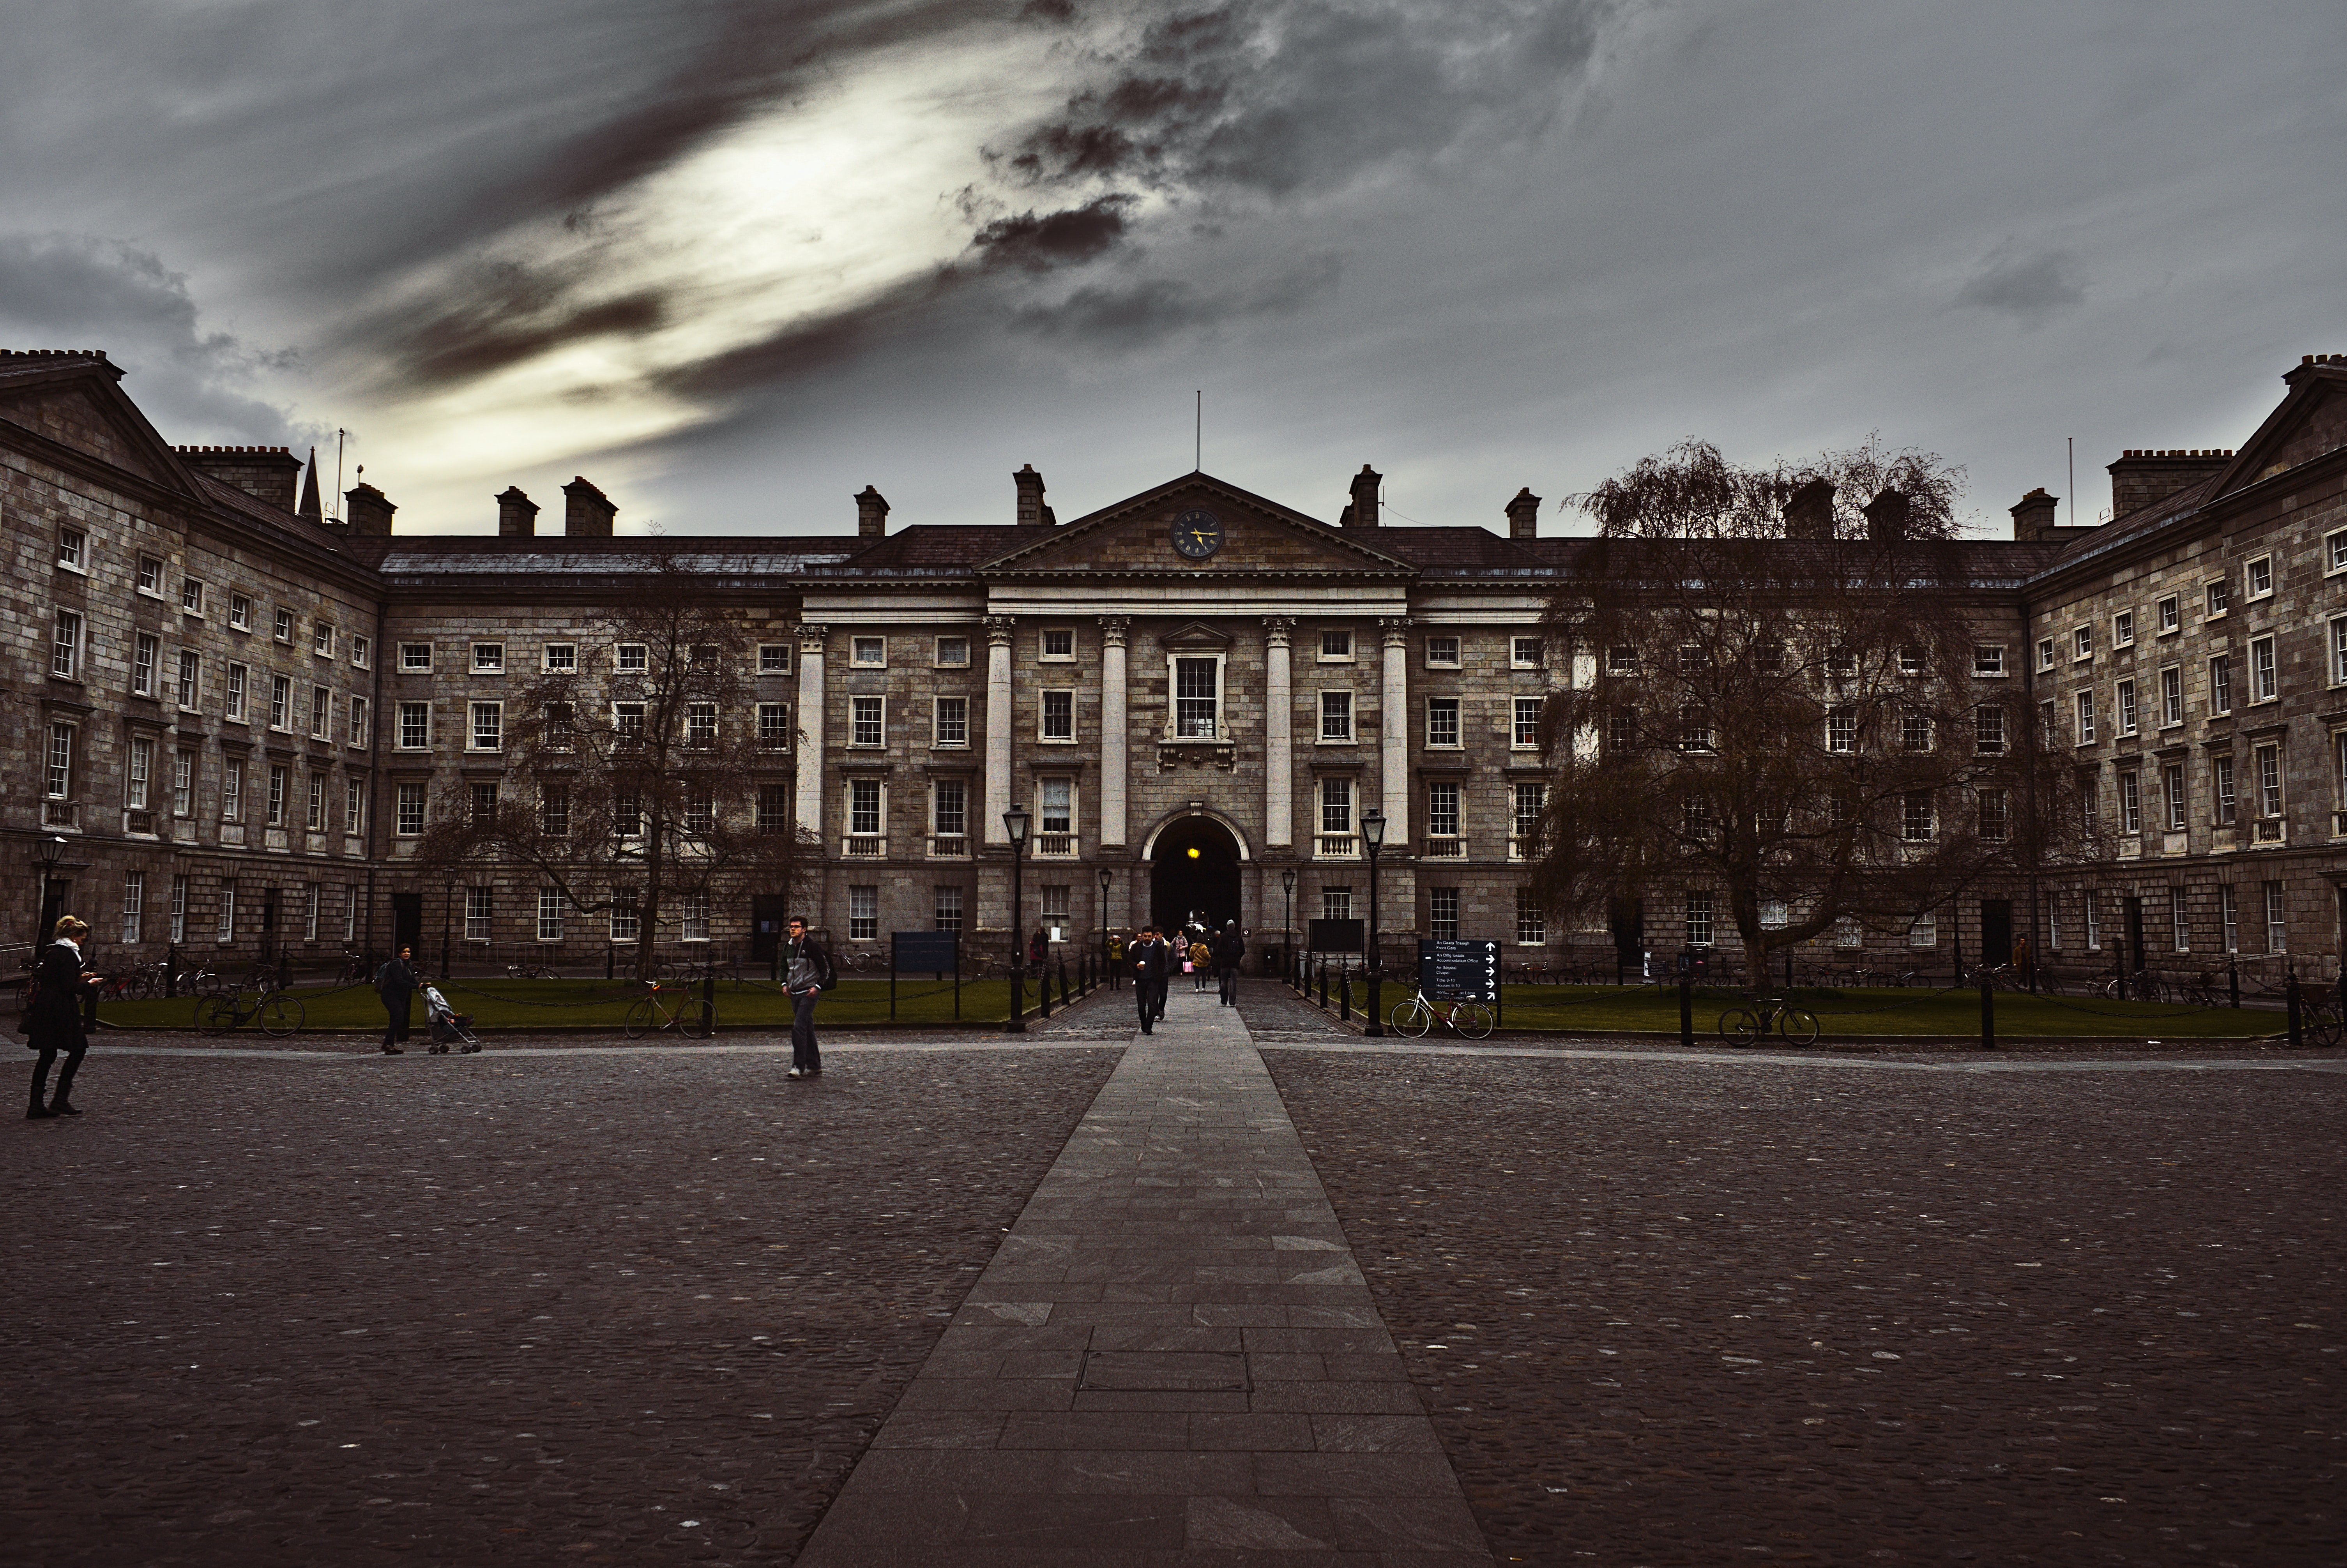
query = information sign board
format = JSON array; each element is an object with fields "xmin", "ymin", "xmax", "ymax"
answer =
[
  {"xmin": 1307, "ymin": 918, "xmax": 1364, "ymax": 953},
  {"xmin": 891, "ymin": 931, "xmax": 959, "ymax": 974},
  {"xmin": 1418, "ymin": 938, "xmax": 1500, "ymax": 1003}
]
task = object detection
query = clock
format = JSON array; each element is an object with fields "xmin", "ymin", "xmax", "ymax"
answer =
[{"xmin": 1170, "ymin": 507, "xmax": 1224, "ymax": 560}]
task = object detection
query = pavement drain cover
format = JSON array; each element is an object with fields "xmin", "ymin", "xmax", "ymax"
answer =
[{"xmin": 1079, "ymin": 1351, "xmax": 1251, "ymax": 1392}]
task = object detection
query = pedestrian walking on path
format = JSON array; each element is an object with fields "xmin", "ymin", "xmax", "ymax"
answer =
[
  {"xmin": 23, "ymin": 915, "xmax": 97, "ymax": 1118},
  {"xmin": 1105, "ymin": 930, "xmax": 1124, "ymax": 990},
  {"xmin": 784, "ymin": 916, "xmax": 834, "ymax": 1079},
  {"xmin": 374, "ymin": 945, "xmax": 417, "ymax": 1056},
  {"xmin": 1188, "ymin": 934, "xmax": 1211, "ymax": 992},
  {"xmin": 1130, "ymin": 925, "xmax": 1170, "ymax": 1034},
  {"xmin": 1215, "ymin": 920, "xmax": 1246, "ymax": 1006}
]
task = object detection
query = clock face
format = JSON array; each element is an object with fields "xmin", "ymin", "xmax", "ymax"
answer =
[{"xmin": 1170, "ymin": 507, "xmax": 1224, "ymax": 559}]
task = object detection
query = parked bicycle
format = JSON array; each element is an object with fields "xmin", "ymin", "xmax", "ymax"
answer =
[
  {"xmin": 1389, "ymin": 989, "xmax": 1495, "ymax": 1040},
  {"xmin": 505, "ymin": 958, "xmax": 564, "ymax": 981},
  {"xmin": 1719, "ymin": 994, "xmax": 1821, "ymax": 1047},
  {"xmin": 194, "ymin": 987, "xmax": 304, "ymax": 1038},
  {"xmin": 624, "ymin": 980, "xmax": 714, "ymax": 1040}
]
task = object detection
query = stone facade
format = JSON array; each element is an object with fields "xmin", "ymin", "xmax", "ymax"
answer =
[{"xmin": 5, "ymin": 346, "xmax": 2344, "ymax": 985}]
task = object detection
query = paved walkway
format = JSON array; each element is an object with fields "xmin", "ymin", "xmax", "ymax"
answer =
[{"xmin": 797, "ymin": 984, "xmax": 1491, "ymax": 1566}]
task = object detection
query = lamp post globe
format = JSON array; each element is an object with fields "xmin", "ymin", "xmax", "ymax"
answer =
[
  {"xmin": 1360, "ymin": 809, "xmax": 1386, "ymax": 1037},
  {"xmin": 1003, "ymin": 805, "xmax": 1030, "ymax": 1033}
]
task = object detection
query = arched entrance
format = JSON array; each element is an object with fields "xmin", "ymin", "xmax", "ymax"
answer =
[{"xmin": 1151, "ymin": 816, "xmax": 1242, "ymax": 934}]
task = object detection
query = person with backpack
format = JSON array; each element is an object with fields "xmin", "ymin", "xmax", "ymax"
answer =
[
  {"xmin": 1215, "ymin": 922, "xmax": 1246, "ymax": 1007},
  {"xmin": 783, "ymin": 915, "xmax": 834, "ymax": 1080},
  {"xmin": 375, "ymin": 945, "xmax": 417, "ymax": 1056}
]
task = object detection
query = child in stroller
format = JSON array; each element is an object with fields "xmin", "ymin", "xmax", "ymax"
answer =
[{"xmin": 421, "ymin": 982, "xmax": 481, "ymax": 1054}]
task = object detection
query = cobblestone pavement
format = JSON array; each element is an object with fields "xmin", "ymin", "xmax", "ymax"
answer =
[
  {"xmin": 3, "ymin": 1044, "xmax": 1119, "ymax": 1568},
  {"xmin": 1261, "ymin": 1045, "xmax": 2347, "ymax": 1567}
]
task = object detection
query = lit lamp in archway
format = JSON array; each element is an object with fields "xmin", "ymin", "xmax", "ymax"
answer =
[
  {"xmin": 1003, "ymin": 803, "xmax": 1030, "ymax": 1035},
  {"xmin": 1361, "ymin": 807, "xmax": 1387, "ymax": 1038}
]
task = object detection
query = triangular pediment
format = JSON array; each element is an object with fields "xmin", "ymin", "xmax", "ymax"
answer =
[
  {"xmin": 0, "ymin": 361, "xmax": 199, "ymax": 495},
  {"xmin": 1161, "ymin": 620, "xmax": 1233, "ymax": 649},
  {"xmin": 978, "ymin": 472, "xmax": 1416, "ymax": 580},
  {"xmin": 2210, "ymin": 362, "xmax": 2347, "ymax": 500}
]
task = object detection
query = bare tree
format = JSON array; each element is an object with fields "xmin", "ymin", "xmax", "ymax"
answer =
[
  {"xmin": 1533, "ymin": 441, "xmax": 2089, "ymax": 985},
  {"xmin": 418, "ymin": 553, "xmax": 809, "ymax": 978}
]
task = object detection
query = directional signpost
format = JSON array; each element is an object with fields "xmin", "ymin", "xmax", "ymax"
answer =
[{"xmin": 1418, "ymin": 938, "xmax": 1502, "ymax": 1029}]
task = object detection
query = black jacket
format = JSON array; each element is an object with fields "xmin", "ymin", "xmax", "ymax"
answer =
[
  {"xmin": 376, "ymin": 956, "xmax": 417, "ymax": 1002},
  {"xmin": 23, "ymin": 942, "xmax": 90, "ymax": 1052},
  {"xmin": 1214, "ymin": 932, "xmax": 1246, "ymax": 969},
  {"xmin": 785, "ymin": 934, "xmax": 835, "ymax": 993},
  {"xmin": 1129, "ymin": 938, "xmax": 1171, "ymax": 983}
]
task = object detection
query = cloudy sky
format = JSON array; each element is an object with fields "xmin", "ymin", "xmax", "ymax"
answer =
[{"xmin": 4, "ymin": 0, "xmax": 2342, "ymax": 538}]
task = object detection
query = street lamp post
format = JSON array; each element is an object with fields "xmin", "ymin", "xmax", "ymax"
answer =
[
  {"xmin": 440, "ymin": 870, "xmax": 457, "ymax": 978},
  {"xmin": 1004, "ymin": 803, "xmax": 1030, "ymax": 1034},
  {"xmin": 30, "ymin": 835, "xmax": 67, "ymax": 954},
  {"xmin": 1280, "ymin": 869, "xmax": 1295, "ymax": 986},
  {"xmin": 1361, "ymin": 808, "xmax": 1386, "ymax": 1038},
  {"xmin": 1098, "ymin": 866, "xmax": 1113, "ymax": 984}
]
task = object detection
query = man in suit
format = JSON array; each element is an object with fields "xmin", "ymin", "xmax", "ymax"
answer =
[
  {"xmin": 375, "ymin": 945, "xmax": 417, "ymax": 1056},
  {"xmin": 1130, "ymin": 925, "xmax": 1169, "ymax": 1035}
]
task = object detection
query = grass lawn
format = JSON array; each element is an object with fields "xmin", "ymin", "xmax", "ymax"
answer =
[{"xmin": 97, "ymin": 976, "xmax": 1037, "ymax": 1033}]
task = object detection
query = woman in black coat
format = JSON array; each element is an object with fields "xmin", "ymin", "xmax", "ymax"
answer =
[{"xmin": 25, "ymin": 915, "xmax": 97, "ymax": 1118}]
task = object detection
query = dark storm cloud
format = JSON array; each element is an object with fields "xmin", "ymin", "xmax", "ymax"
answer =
[
  {"xmin": 367, "ymin": 256, "xmax": 669, "ymax": 390},
  {"xmin": 1010, "ymin": 251, "xmax": 1340, "ymax": 347},
  {"xmin": 1957, "ymin": 243, "xmax": 2088, "ymax": 325},
  {"xmin": 970, "ymin": 195, "xmax": 1140, "ymax": 272}
]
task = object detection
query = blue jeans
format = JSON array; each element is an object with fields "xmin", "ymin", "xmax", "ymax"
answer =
[{"xmin": 789, "ymin": 989, "xmax": 822, "ymax": 1072}]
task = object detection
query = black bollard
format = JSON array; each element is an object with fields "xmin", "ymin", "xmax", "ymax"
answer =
[
  {"xmin": 1980, "ymin": 978, "xmax": 1996, "ymax": 1051},
  {"xmin": 2229, "ymin": 955, "xmax": 2240, "ymax": 1009},
  {"xmin": 165, "ymin": 943, "xmax": 178, "ymax": 999},
  {"xmin": 1339, "ymin": 972, "xmax": 1351, "ymax": 1022},
  {"xmin": 606, "ymin": 946, "xmax": 616, "ymax": 981},
  {"xmin": 1318, "ymin": 959, "xmax": 1328, "ymax": 1009},
  {"xmin": 1678, "ymin": 975, "xmax": 1693, "ymax": 1049},
  {"xmin": 2287, "ymin": 973, "xmax": 2302, "ymax": 1047}
]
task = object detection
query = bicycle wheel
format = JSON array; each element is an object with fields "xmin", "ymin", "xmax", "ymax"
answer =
[
  {"xmin": 1390, "ymin": 998, "xmax": 1433, "ymax": 1038},
  {"xmin": 1719, "ymin": 1008, "xmax": 1763, "ymax": 1045},
  {"xmin": 682, "ymin": 1000, "xmax": 716, "ymax": 1039},
  {"xmin": 1777, "ymin": 1008, "xmax": 1820, "ymax": 1047},
  {"xmin": 194, "ymin": 994, "xmax": 240, "ymax": 1036},
  {"xmin": 260, "ymin": 994, "xmax": 304, "ymax": 1038},
  {"xmin": 1453, "ymin": 1002, "xmax": 1494, "ymax": 1040},
  {"xmin": 623, "ymin": 997, "xmax": 659, "ymax": 1040}
]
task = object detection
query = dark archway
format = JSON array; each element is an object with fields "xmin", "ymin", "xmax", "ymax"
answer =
[{"xmin": 1151, "ymin": 816, "xmax": 1242, "ymax": 934}]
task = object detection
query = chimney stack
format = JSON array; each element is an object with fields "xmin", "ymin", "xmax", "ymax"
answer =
[
  {"xmin": 563, "ymin": 476, "xmax": 616, "ymax": 537},
  {"xmin": 496, "ymin": 486, "xmax": 540, "ymax": 537},
  {"xmin": 1013, "ymin": 464, "xmax": 1047, "ymax": 526},
  {"xmin": 1343, "ymin": 464, "xmax": 1381, "ymax": 528},
  {"xmin": 855, "ymin": 484, "xmax": 890, "ymax": 537},
  {"xmin": 2009, "ymin": 487, "xmax": 2061, "ymax": 542},
  {"xmin": 1783, "ymin": 478, "xmax": 1836, "ymax": 540},
  {"xmin": 178, "ymin": 445, "xmax": 304, "ymax": 512},
  {"xmin": 1504, "ymin": 486, "xmax": 1541, "ymax": 540},
  {"xmin": 344, "ymin": 482, "xmax": 396, "ymax": 537},
  {"xmin": 1862, "ymin": 487, "xmax": 1909, "ymax": 544},
  {"xmin": 2107, "ymin": 449, "xmax": 2232, "ymax": 521}
]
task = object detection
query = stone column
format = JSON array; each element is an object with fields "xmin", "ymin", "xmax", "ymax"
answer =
[
  {"xmin": 1099, "ymin": 616, "xmax": 1130, "ymax": 848},
  {"xmin": 1380, "ymin": 617, "xmax": 1412, "ymax": 845},
  {"xmin": 794, "ymin": 623, "xmax": 827, "ymax": 839},
  {"xmin": 983, "ymin": 616, "xmax": 1015, "ymax": 845},
  {"xmin": 1263, "ymin": 616, "xmax": 1295, "ymax": 847}
]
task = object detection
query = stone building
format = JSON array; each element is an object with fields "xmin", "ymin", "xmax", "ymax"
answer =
[{"xmin": 4, "ymin": 345, "xmax": 2342, "ymax": 984}]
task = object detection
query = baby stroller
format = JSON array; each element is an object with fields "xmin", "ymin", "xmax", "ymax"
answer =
[{"xmin": 421, "ymin": 982, "xmax": 481, "ymax": 1054}]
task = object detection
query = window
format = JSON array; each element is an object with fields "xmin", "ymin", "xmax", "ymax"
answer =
[
  {"xmin": 848, "ymin": 777, "xmax": 883, "ymax": 837},
  {"xmin": 851, "ymin": 636, "xmax": 885, "ymax": 667},
  {"xmin": 1896, "ymin": 645, "xmax": 1925, "ymax": 676},
  {"xmin": 2039, "ymin": 698, "xmax": 2057, "ymax": 747},
  {"xmin": 933, "ymin": 778, "xmax": 967, "ymax": 838},
  {"xmin": 1680, "ymin": 793, "xmax": 1713, "ymax": 844},
  {"xmin": 1972, "ymin": 645, "xmax": 2005, "ymax": 677},
  {"xmin": 2112, "ymin": 609, "xmax": 2135, "ymax": 648},
  {"xmin": 1426, "ymin": 697, "xmax": 1462, "ymax": 748},
  {"xmin": 1322, "ymin": 888, "xmax": 1352, "ymax": 921},
  {"xmin": 1974, "ymin": 705, "xmax": 2006, "ymax": 755},
  {"xmin": 51, "ymin": 609, "xmax": 81, "ymax": 678},
  {"xmin": 342, "ymin": 885, "xmax": 357, "ymax": 943},
  {"xmin": 1320, "ymin": 776, "xmax": 1354, "ymax": 835},
  {"xmin": 543, "ymin": 643, "xmax": 576, "ymax": 674},
  {"xmin": 1429, "ymin": 886, "xmax": 1460, "ymax": 941},
  {"xmin": 2249, "ymin": 636, "xmax": 2277, "ymax": 703},
  {"xmin": 2160, "ymin": 667, "xmax": 2183, "ymax": 727},
  {"xmin": 1909, "ymin": 913, "xmax": 1938, "ymax": 948},
  {"xmin": 128, "ymin": 632, "xmax": 157, "ymax": 697},
  {"xmin": 685, "ymin": 702, "xmax": 716, "ymax": 748},
  {"xmin": 2073, "ymin": 626, "xmax": 2093, "ymax": 661},
  {"xmin": 1320, "ymin": 690, "xmax": 1352, "ymax": 742},
  {"xmin": 466, "ymin": 887, "xmax": 493, "ymax": 943},
  {"xmin": 345, "ymin": 777, "xmax": 366, "ymax": 835},
  {"xmin": 181, "ymin": 578, "xmax": 205, "ymax": 615},
  {"xmin": 314, "ymin": 622, "xmax": 334, "ymax": 657},
  {"xmin": 1607, "ymin": 645, "xmax": 1641, "ymax": 675},
  {"xmin": 934, "ymin": 886, "xmax": 963, "ymax": 932},
  {"xmin": 1319, "ymin": 629, "xmax": 1352, "ymax": 661},
  {"xmin": 1827, "ymin": 706, "xmax": 1856, "ymax": 753},
  {"xmin": 678, "ymin": 890, "xmax": 710, "ymax": 943},
  {"xmin": 1511, "ymin": 636, "xmax": 1543, "ymax": 669},
  {"xmin": 2036, "ymin": 636, "xmax": 2056, "ymax": 671},
  {"xmin": 176, "ymin": 650, "xmax": 200, "ymax": 710},
  {"xmin": 685, "ymin": 789, "xmax": 714, "ymax": 835},
  {"xmin": 224, "ymin": 663, "xmax": 251, "ymax": 723},
  {"xmin": 1606, "ymin": 710, "xmax": 1638, "ymax": 754},
  {"xmin": 608, "ymin": 887, "xmax": 638, "ymax": 943},
  {"xmin": 2164, "ymin": 764, "xmax": 2187, "ymax": 832},
  {"xmin": 2115, "ymin": 679, "xmax": 2137, "ymax": 736},
  {"xmin": 1513, "ymin": 781, "xmax": 1545, "ymax": 847},
  {"xmin": 228, "ymin": 593, "xmax": 251, "ymax": 630},
  {"xmin": 934, "ymin": 636, "xmax": 969, "ymax": 667},
  {"xmin": 216, "ymin": 881, "xmax": 236, "ymax": 944},
  {"xmin": 1427, "ymin": 780, "xmax": 1460, "ymax": 838},
  {"xmin": 1681, "ymin": 643, "xmax": 1711, "ymax": 674},
  {"xmin": 171, "ymin": 749, "xmax": 193, "ymax": 816},
  {"xmin": 1040, "ymin": 627, "xmax": 1075, "ymax": 660},
  {"xmin": 758, "ymin": 701, "xmax": 792, "ymax": 749},
  {"xmin": 273, "ymin": 607, "xmax": 295, "ymax": 643},
  {"xmin": 266, "ymin": 765, "xmax": 288, "ymax": 826},
  {"xmin": 1902, "ymin": 710, "xmax": 1935, "ymax": 752},
  {"xmin": 2119, "ymin": 770, "xmax": 2141, "ymax": 835},
  {"xmin": 1174, "ymin": 657, "xmax": 1220, "ymax": 738},
  {"xmin": 2209, "ymin": 654, "xmax": 2232, "ymax": 715},
  {"xmin": 539, "ymin": 784, "xmax": 570, "ymax": 837},
  {"xmin": 170, "ymin": 875, "xmax": 187, "ymax": 944},
  {"xmin": 399, "ymin": 642, "xmax": 432, "ymax": 672},
  {"xmin": 1824, "ymin": 646, "xmax": 1858, "ymax": 679},
  {"xmin": 221, "ymin": 761, "xmax": 242, "ymax": 822},
  {"xmin": 2255, "ymin": 743, "xmax": 2283, "ymax": 820},
  {"xmin": 849, "ymin": 886, "xmax": 878, "ymax": 941},
  {"xmin": 2329, "ymin": 528, "xmax": 2347, "ymax": 575},
  {"xmin": 1515, "ymin": 887, "xmax": 1546, "ymax": 945},
  {"xmin": 1835, "ymin": 915, "xmax": 1864, "ymax": 949},
  {"xmin": 2333, "ymin": 616, "xmax": 2347, "ymax": 685},
  {"xmin": 1684, "ymin": 891, "xmax": 1713, "ymax": 947},
  {"xmin": 689, "ymin": 643, "xmax": 717, "ymax": 672},
  {"xmin": 306, "ymin": 772, "xmax": 325, "ymax": 831},
  {"xmin": 268, "ymin": 674, "xmax": 292, "ymax": 730},
  {"xmin": 348, "ymin": 696, "xmax": 369, "ymax": 747},
  {"xmin": 931, "ymin": 696, "xmax": 967, "ymax": 747},
  {"xmin": 468, "ymin": 781, "xmax": 498, "ymax": 825},
  {"xmin": 2214, "ymin": 754, "xmax": 2237, "ymax": 825},
  {"xmin": 1039, "ymin": 885, "xmax": 1070, "ymax": 941},
  {"xmin": 1977, "ymin": 786, "xmax": 2008, "ymax": 842},
  {"xmin": 1676, "ymin": 707, "xmax": 1716, "ymax": 752},
  {"xmin": 351, "ymin": 634, "xmax": 369, "ymax": 669},
  {"xmin": 125, "ymin": 735, "xmax": 153, "ymax": 810},
  {"xmin": 537, "ymin": 888, "xmax": 564, "ymax": 943},
  {"xmin": 2075, "ymin": 690, "xmax": 2096, "ymax": 744},
  {"xmin": 756, "ymin": 784, "xmax": 788, "ymax": 834},
  {"xmin": 613, "ymin": 702, "xmax": 644, "ymax": 747},
  {"xmin": 2220, "ymin": 884, "xmax": 2238, "ymax": 952},
  {"xmin": 396, "ymin": 702, "xmax": 430, "ymax": 749},
  {"xmin": 137, "ymin": 554, "xmax": 163, "ymax": 594},
  {"xmin": 851, "ymin": 696, "xmax": 884, "ymax": 747},
  {"xmin": 311, "ymin": 686, "xmax": 332, "ymax": 740},
  {"xmin": 2264, "ymin": 880, "xmax": 2286, "ymax": 952},
  {"xmin": 1424, "ymin": 635, "xmax": 1460, "ymax": 667},
  {"xmin": 1902, "ymin": 791, "xmax": 1935, "ymax": 841},
  {"xmin": 395, "ymin": 782, "xmax": 425, "ymax": 836},
  {"xmin": 2246, "ymin": 555, "xmax": 2273, "ymax": 599},
  {"xmin": 1513, "ymin": 697, "xmax": 1542, "ymax": 750},
  {"xmin": 471, "ymin": 643, "xmax": 504, "ymax": 673},
  {"xmin": 756, "ymin": 643, "xmax": 790, "ymax": 675},
  {"xmin": 1040, "ymin": 689, "xmax": 1074, "ymax": 742},
  {"xmin": 55, "ymin": 526, "xmax": 87, "ymax": 571},
  {"xmin": 2157, "ymin": 595, "xmax": 2180, "ymax": 634},
  {"xmin": 2206, "ymin": 578, "xmax": 2230, "ymax": 618}
]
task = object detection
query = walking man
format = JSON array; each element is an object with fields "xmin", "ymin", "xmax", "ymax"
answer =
[
  {"xmin": 1131, "ymin": 925, "xmax": 1168, "ymax": 1035},
  {"xmin": 783, "ymin": 915, "xmax": 833, "ymax": 1080},
  {"xmin": 375, "ymin": 944, "xmax": 416, "ymax": 1056},
  {"xmin": 1216, "ymin": 921, "xmax": 1246, "ymax": 1007}
]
